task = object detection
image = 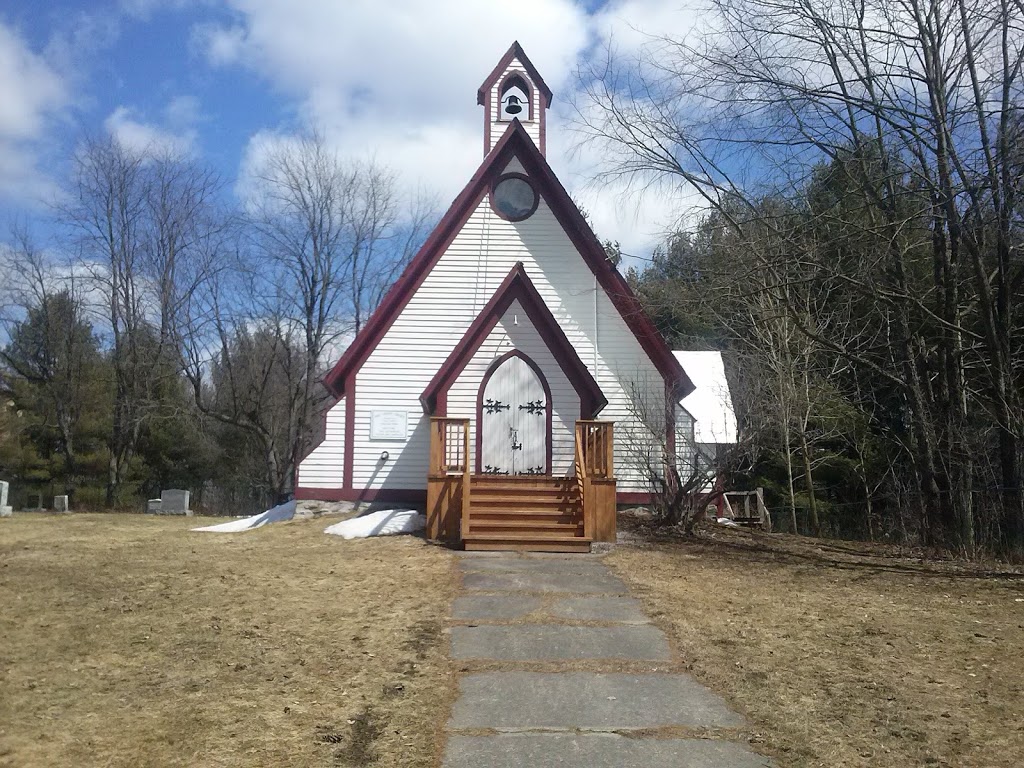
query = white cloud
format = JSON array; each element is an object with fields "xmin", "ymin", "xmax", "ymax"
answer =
[
  {"xmin": 590, "ymin": 0, "xmax": 705, "ymax": 56},
  {"xmin": 203, "ymin": 1, "xmax": 589, "ymax": 213},
  {"xmin": 198, "ymin": 0, "xmax": 588, "ymax": 116},
  {"xmin": 0, "ymin": 21, "xmax": 68, "ymax": 203},
  {"xmin": 164, "ymin": 94, "xmax": 202, "ymax": 128},
  {"xmin": 552, "ymin": 0, "xmax": 708, "ymax": 256},
  {"xmin": 198, "ymin": 0, "xmax": 707, "ymax": 257},
  {"xmin": 104, "ymin": 101, "xmax": 199, "ymax": 157}
]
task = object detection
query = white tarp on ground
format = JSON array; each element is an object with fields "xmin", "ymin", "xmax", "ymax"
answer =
[
  {"xmin": 323, "ymin": 508, "xmax": 426, "ymax": 539},
  {"xmin": 192, "ymin": 500, "xmax": 296, "ymax": 532}
]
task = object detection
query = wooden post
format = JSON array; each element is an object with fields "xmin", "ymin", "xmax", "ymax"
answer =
[
  {"xmin": 426, "ymin": 419, "xmax": 441, "ymax": 539},
  {"xmin": 604, "ymin": 423, "xmax": 614, "ymax": 478},
  {"xmin": 756, "ymin": 487, "xmax": 771, "ymax": 532},
  {"xmin": 460, "ymin": 420, "xmax": 471, "ymax": 543},
  {"xmin": 721, "ymin": 493, "xmax": 735, "ymax": 519},
  {"xmin": 575, "ymin": 422, "xmax": 589, "ymax": 540}
]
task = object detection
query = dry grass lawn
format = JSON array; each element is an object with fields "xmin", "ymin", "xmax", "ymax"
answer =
[
  {"xmin": 607, "ymin": 519, "xmax": 1024, "ymax": 768},
  {"xmin": 0, "ymin": 513, "xmax": 455, "ymax": 768}
]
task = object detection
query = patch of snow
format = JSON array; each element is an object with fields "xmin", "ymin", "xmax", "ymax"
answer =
[
  {"xmin": 323, "ymin": 508, "xmax": 425, "ymax": 540},
  {"xmin": 192, "ymin": 500, "xmax": 296, "ymax": 532},
  {"xmin": 716, "ymin": 517, "xmax": 740, "ymax": 528}
]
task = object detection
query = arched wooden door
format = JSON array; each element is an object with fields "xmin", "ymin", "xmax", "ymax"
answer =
[{"xmin": 478, "ymin": 351, "xmax": 551, "ymax": 475}]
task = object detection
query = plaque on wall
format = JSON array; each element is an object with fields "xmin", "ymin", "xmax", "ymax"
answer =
[{"xmin": 370, "ymin": 410, "xmax": 408, "ymax": 441}]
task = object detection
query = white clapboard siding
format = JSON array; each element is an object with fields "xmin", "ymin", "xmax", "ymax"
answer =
[
  {"xmin": 297, "ymin": 397, "xmax": 346, "ymax": 488},
  {"xmin": 488, "ymin": 57, "xmax": 542, "ymax": 153},
  {"xmin": 349, "ymin": 156, "xmax": 666, "ymax": 493},
  {"xmin": 446, "ymin": 301, "xmax": 580, "ymax": 477},
  {"xmin": 675, "ymin": 407, "xmax": 700, "ymax": 477}
]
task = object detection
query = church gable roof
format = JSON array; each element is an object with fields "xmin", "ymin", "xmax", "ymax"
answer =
[
  {"xmin": 322, "ymin": 120, "xmax": 693, "ymax": 400},
  {"xmin": 421, "ymin": 262, "xmax": 607, "ymax": 417},
  {"xmin": 477, "ymin": 41, "xmax": 553, "ymax": 108}
]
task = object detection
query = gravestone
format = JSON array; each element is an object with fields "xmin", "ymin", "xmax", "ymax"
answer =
[
  {"xmin": 54, "ymin": 495, "xmax": 70, "ymax": 514},
  {"xmin": 0, "ymin": 480, "xmax": 11, "ymax": 517},
  {"xmin": 26, "ymin": 493, "xmax": 42, "ymax": 511},
  {"xmin": 160, "ymin": 489, "xmax": 192, "ymax": 516},
  {"xmin": 146, "ymin": 498, "xmax": 162, "ymax": 514}
]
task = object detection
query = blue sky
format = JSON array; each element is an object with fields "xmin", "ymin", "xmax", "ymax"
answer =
[{"xmin": 0, "ymin": 1, "xmax": 701, "ymax": 256}]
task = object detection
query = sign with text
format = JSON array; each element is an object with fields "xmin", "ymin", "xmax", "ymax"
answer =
[{"xmin": 370, "ymin": 410, "xmax": 408, "ymax": 441}]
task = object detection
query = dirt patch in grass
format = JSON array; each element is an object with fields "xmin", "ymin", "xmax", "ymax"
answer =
[
  {"xmin": 605, "ymin": 519, "xmax": 1024, "ymax": 768},
  {"xmin": 0, "ymin": 514, "xmax": 456, "ymax": 768}
]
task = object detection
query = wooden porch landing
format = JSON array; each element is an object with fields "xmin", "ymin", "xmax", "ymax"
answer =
[{"xmin": 427, "ymin": 419, "xmax": 616, "ymax": 552}]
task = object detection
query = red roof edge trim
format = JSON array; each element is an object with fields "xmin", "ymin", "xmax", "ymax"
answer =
[
  {"xmin": 322, "ymin": 120, "xmax": 692, "ymax": 401},
  {"xmin": 420, "ymin": 262, "xmax": 607, "ymax": 418},
  {"xmin": 322, "ymin": 123, "xmax": 527, "ymax": 397},
  {"xmin": 506, "ymin": 131, "xmax": 695, "ymax": 398},
  {"xmin": 477, "ymin": 41, "xmax": 553, "ymax": 108}
]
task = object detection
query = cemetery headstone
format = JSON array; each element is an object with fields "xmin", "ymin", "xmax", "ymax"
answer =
[
  {"xmin": 54, "ymin": 495, "xmax": 70, "ymax": 513},
  {"xmin": 146, "ymin": 498, "xmax": 162, "ymax": 514},
  {"xmin": 26, "ymin": 493, "xmax": 42, "ymax": 511},
  {"xmin": 0, "ymin": 480, "xmax": 11, "ymax": 517},
  {"xmin": 160, "ymin": 489, "xmax": 192, "ymax": 516}
]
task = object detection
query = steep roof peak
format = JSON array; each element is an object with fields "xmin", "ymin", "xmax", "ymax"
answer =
[
  {"xmin": 322, "ymin": 120, "xmax": 693, "ymax": 402},
  {"xmin": 477, "ymin": 41, "xmax": 553, "ymax": 108}
]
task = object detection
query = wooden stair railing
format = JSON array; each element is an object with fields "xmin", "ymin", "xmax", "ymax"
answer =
[
  {"xmin": 574, "ymin": 428, "xmax": 592, "ymax": 541},
  {"xmin": 427, "ymin": 417, "xmax": 616, "ymax": 550},
  {"xmin": 426, "ymin": 417, "xmax": 470, "ymax": 542},
  {"xmin": 575, "ymin": 420, "xmax": 616, "ymax": 543}
]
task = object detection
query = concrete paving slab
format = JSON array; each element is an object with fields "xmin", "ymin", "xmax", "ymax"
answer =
[
  {"xmin": 458, "ymin": 551, "xmax": 605, "ymax": 560},
  {"xmin": 449, "ymin": 672, "xmax": 744, "ymax": 730},
  {"xmin": 451, "ymin": 624, "xmax": 671, "ymax": 661},
  {"xmin": 457, "ymin": 557, "xmax": 610, "ymax": 575},
  {"xmin": 461, "ymin": 570, "xmax": 628, "ymax": 594},
  {"xmin": 548, "ymin": 596, "xmax": 649, "ymax": 623},
  {"xmin": 452, "ymin": 595, "xmax": 544, "ymax": 621},
  {"xmin": 443, "ymin": 733, "xmax": 773, "ymax": 768}
]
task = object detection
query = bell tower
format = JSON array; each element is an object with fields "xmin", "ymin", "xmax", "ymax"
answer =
[{"xmin": 477, "ymin": 42, "xmax": 552, "ymax": 157}]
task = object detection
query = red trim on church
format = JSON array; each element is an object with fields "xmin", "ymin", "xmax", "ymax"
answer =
[
  {"xmin": 477, "ymin": 41, "xmax": 553, "ymax": 108},
  {"xmin": 296, "ymin": 487, "xmax": 428, "ymax": 504},
  {"xmin": 420, "ymin": 262, "xmax": 607, "ymax": 418},
  {"xmin": 322, "ymin": 121, "xmax": 693, "ymax": 402},
  {"xmin": 296, "ymin": 486, "xmax": 658, "ymax": 507}
]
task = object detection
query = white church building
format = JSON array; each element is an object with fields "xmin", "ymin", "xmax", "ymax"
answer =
[{"xmin": 296, "ymin": 43, "xmax": 734, "ymax": 551}]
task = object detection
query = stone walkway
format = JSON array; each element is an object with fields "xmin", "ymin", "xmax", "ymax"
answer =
[{"xmin": 443, "ymin": 552, "xmax": 773, "ymax": 768}]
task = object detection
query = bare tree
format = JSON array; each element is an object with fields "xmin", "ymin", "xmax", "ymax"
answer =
[
  {"xmin": 181, "ymin": 132, "xmax": 434, "ymax": 503},
  {"xmin": 621, "ymin": 376, "xmax": 726, "ymax": 531},
  {"xmin": 65, "ymin": 136, "xmax": 222, "ymax": 505},
  {"xmin": 575, "ymin": 0, "xmax": 1024, "ymax": 553}
]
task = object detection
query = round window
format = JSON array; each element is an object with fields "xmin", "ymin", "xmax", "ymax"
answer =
[{"xmin": 491, "ymin": 174, "xmax": 539, "ymax": 221}]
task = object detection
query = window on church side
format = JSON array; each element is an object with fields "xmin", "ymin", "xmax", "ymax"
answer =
[{"xmin": 491, "ymin": 174, "xmax": 539, "ymax": 221}]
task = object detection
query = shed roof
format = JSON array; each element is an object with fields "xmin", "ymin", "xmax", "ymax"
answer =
[{"xmin": 673, "ymin": 351, "xmax": 737, "ymax": 445}]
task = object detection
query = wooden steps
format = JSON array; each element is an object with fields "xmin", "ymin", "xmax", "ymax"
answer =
[
  {"xmin": 464, "ymin": 475, "xmax": 589, "ymax": 552},
  {"xmin": 462, "ymin": 535, "xmax": 592, "ymax": 553}
]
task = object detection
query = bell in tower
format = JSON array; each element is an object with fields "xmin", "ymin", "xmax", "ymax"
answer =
[
  {"xmin": 500, "ymin": 80, "xmax": 530, "ymax": 120},
  {"xmin": 478, "ymin": 42, "xmax": 553, "ymax": 156}
]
